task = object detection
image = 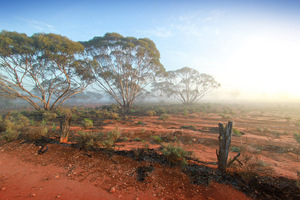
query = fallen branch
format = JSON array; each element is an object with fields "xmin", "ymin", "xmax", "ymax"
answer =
[{"xmin": 227, "ymin": 152, "xmax": 242, "ymax": 167}]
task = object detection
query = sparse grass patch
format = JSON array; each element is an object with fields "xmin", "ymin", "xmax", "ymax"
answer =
[
  {"xmin": 294, "ymin": 133, "xmax": 300, "ymax": 143},
  {"xmin": 151, "ymin": 135, "xmax": 163, "ymax": 143},
  {"xmin": 180, "ymin": 125, "xmax": 197, "ymax": 131}
]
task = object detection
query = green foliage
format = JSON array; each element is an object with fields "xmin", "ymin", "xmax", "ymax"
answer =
[
  {"xmin": 43, "ymin": 111, "xmax": 58, "ymax": 121},
  {"xmin": 0, "ymin": 113, "xmax": 31, "ymax": 142},
  {"xmin": 1, "ymin": 129, "xmax": 19, "ymax": 142},
  {"xmin": 138, "ymin": 121, "xmax": 144, "ymax": 124},
  {"xmin": 55, "ymin": 107, "xmax": 72, "ymax": 117},
  {"xmin": 180, "ymin": 125, "xmax": 197, "ymax": 131},
  {"xmin": 21, "ymin": 126, "xmax": 48, "ymax": 141},
  {"xmin": 183, "ymin": 110, "xmax": 189, "ymax": 115},
  {"xmin": 294, "ymin": 133, "xmax": 300, "ymax": 143},
  {"xmin": 107, "ymin": 126, "xmax": 120, "ymax": 142},
  {"xmin": 159, "ymin": 114, "xmax": 170, "ymax": 121},
  {"xmin": 231, "ymin": 146, "xmax": 240, "ymax": 152},
  {"xmin": 232, "ymin": 128, "xmax": 242, "ymax": 137},
  {"xmin": 162, "ymin": 144, "xmax": 191, "ymax": 166},
  {"xmin": 0, "ymin": 31, "xmax": 94, "ymax": 111},
  {"xmin": 82, "ymin": 32, "xmax": 165, "ymax": 110},
  {"xmin": 52, "ymin": 123, "xmax": 56, "ymax": 131},
  {"xmin": 151, "ymin": 135, "xmax": 163, "ymax": 143},
  {"xmin": 153, "ymin": 67, "xmax": 220, "ymax": 104},
  {"xmin": 76, "ymin": 131, "xmax": 100, "ymax": 150},
  {"xmin": 82, "ymin": 118, "xmax": 93, "ymax": 129},
  {"xmin": 134, "ymin": 137, "xmax": 141, "ymax": 141}
]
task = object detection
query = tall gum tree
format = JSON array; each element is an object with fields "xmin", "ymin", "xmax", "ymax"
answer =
[
  {"xmin": 81, "ymin": 33, "xmax": 165, "ymax": 110},
  {"xmin": 153, "ymin": 67, "xmax": 220, "ymax": 104},
  {"xmin": 0, "ymin": 31, "xmax": 95, "ymax": 110}
]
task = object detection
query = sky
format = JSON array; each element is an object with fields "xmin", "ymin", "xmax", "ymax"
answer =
[{"xmin": 1, "ymin": 0, "xmax": 300, "ymax": 102}]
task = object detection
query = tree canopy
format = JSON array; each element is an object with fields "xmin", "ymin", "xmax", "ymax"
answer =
[
  {"xmin": 153, "ymin": 67, "xmax": 220, "ymax": 104},
  {"xmin": 0, "ymin": 31, "xmax": 95, "ymax": 110},
  {"xmin": 81, "ymin": 32, "xmax": 165, "ymax": 109}
]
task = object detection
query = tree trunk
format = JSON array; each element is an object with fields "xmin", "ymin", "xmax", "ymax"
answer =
[
  {"xmin": 59, "ymin": 115, "xmax": 72, "ymax": 143},
  {"xmin": 216, "ymin": 121, "xmax": 233, "ymax": 173}
]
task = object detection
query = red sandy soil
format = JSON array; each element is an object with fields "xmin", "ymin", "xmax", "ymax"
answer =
[
  {"xmin": 0, "ymin": 142, "xmax": 251, "ymax": 200},
  {"xmin": 1, "ymin": 109, "xmax": 299, "ymax": 199}
]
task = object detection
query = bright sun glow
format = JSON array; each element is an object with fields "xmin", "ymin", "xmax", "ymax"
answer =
[{"xmin": 222, "ymin": 32, "xmax": 300, "ymax": 100}]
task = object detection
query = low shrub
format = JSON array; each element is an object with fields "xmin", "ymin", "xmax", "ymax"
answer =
[
  {"xmin": 151, "ymin": 135, "xmax": 163, "ymax": 143},
  {"xmin": 43, "ymin": 111, "xmax": 58, "ymax": 121},
  {"xmin": 1, "ymin": 129, "xmax": 19, "ymax": 142},
  {"xmin": 231, "ymin": 146, "xmax": 240, "ymax": 152},
  {"xmin": 294, "ymin": 133, "xmax": 300, "ymax": 143},
  {"xmin": 232, "ymin": 128, "xmax": 242, "ymax": 137},
  {"xmin": 82, "ymin": 118, "xmax": 93, "ymax": 129},
  {"xmin": 146, "ymin": 110, "xmax": 156, "ymax": 116},
  {"xmin": 183, "ymin": 110, "xmax": 189, "ymax": 115},
  {"xmin": 76, "ymin": 131, "xmax": 99, "ymax": 150},
  {"xmin": 21, "ymin": 126, "xmax": 48, "ymax": 141},
  {"xmin": 159, "ymin": 114, "xmax": 170, "ymax": 121},
  {"xmin": 162, "ymin": 144, "xmax": 192, "ymax": 166},
  {"xmin": 107, "ymin": 126, "xmax": 120, "ymax": 142}
]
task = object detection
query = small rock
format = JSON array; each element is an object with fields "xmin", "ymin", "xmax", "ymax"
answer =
[
  {"xmin": 110, "ymin": 187, "xmax": 116, "ymax": 193},
  {"xmin": 1, "ymin": 187, "xmax": 6, "ymax": 191},
  {"xmin": 153, "ymin": 194, "xmax": 156, "ymax": 197},
  {"xmin": 56, "ymin": 194, "xmax": 61, "ymax": 198},
  {"xmin": 29, "ymin": 193, "xmax": 36, "ymax": 197}
]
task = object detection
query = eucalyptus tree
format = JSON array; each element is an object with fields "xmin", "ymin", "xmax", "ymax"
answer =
[
  {"xmin": 81, "ymin": 33, "xmax": 164, "ymax": 110},
  {"xmin": 153, "ymin": 67, "xmax": 220, "ymax": 104},
  {"xmin": 0, "ymin": 31, "xmax": 95, "ymax": 110}
]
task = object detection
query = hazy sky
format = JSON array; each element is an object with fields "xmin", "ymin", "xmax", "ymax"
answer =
[{"xmin": 1, "ymin": 0, "xmax": 300, "ymax": 101}]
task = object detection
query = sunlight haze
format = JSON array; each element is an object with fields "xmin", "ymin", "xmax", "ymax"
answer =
[{"xmin": 1, "ymin": 0, "xmax": 300, "ymax": 102}]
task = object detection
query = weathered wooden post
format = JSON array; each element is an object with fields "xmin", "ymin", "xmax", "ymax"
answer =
[
  {"xmin": 216, "ymin": 121, "xmax": 233, "ymax": 173},
  {"xmin": 59, "ymin": 114, "xmax": 72, "ymax": 143}
]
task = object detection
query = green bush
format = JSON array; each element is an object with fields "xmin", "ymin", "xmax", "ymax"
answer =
[
  {"xmin": 21, "ymin": 126, "xmax": 48, "ymax": 141},
  {"xmin": 183, "ymin": 110, "xmax": 189, "ymax": 115},
  {"xmin": 107, "ymin": 126, "xmax": 120, "ymax": 142},
  {"xmin": 1, "ymin": 129, "xmax": 19, "ymax": 142},
  {"xmin": 231, "ymin": 146, "xmax": 240, "ymax": 152},
  {"xmin": 294, "ymin": 133, "xmax": 300, "ymax": 143},
  {"xmin": 162, "ymin": 144, "xmax": 192, "ymax": 165},
  {"xmin": 76, "ymin": 131, "xmax": 99, "ymax": 150},
  {"xmin": 0, "ymin": 119, "xmax": 14, "ymax": 132},
  {"xmin": 151, "ymin": 135, "xmax": 163, "ymax": 143},
  {"xmin": 43, "ymin": 111, "xmax": 58, "ymax": 121},
  {"xmin": 82, "ymin": 118, "xmax": 93, "ymax": 129},
  {"xmin": 159, "ymin": 114, "xmax": 170, "ymax": 121},
  {"xmin": 232, "ymin": 128, "xmax": 242, "ymax": 137},
  {"xmin": 109, "ymin": 112, "xmax": 119, "ymax": 119}
]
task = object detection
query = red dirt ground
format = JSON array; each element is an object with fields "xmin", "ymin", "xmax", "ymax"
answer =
[
  {"xmin": 0, "ymin": 141, "xmax": 251, "ymax": 200},
  {"xmin": 1, "ymin": 107, "xmax": 300, "ymax": 199}
]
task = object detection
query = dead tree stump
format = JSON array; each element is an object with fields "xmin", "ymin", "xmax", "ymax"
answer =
[
  {"xmin": 59, "ymin": 115, "xmax": 72, "ymax": 143},
  {"xmin": 216, "ymin": 121, "xmax": 233, "ymax": 173}
]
